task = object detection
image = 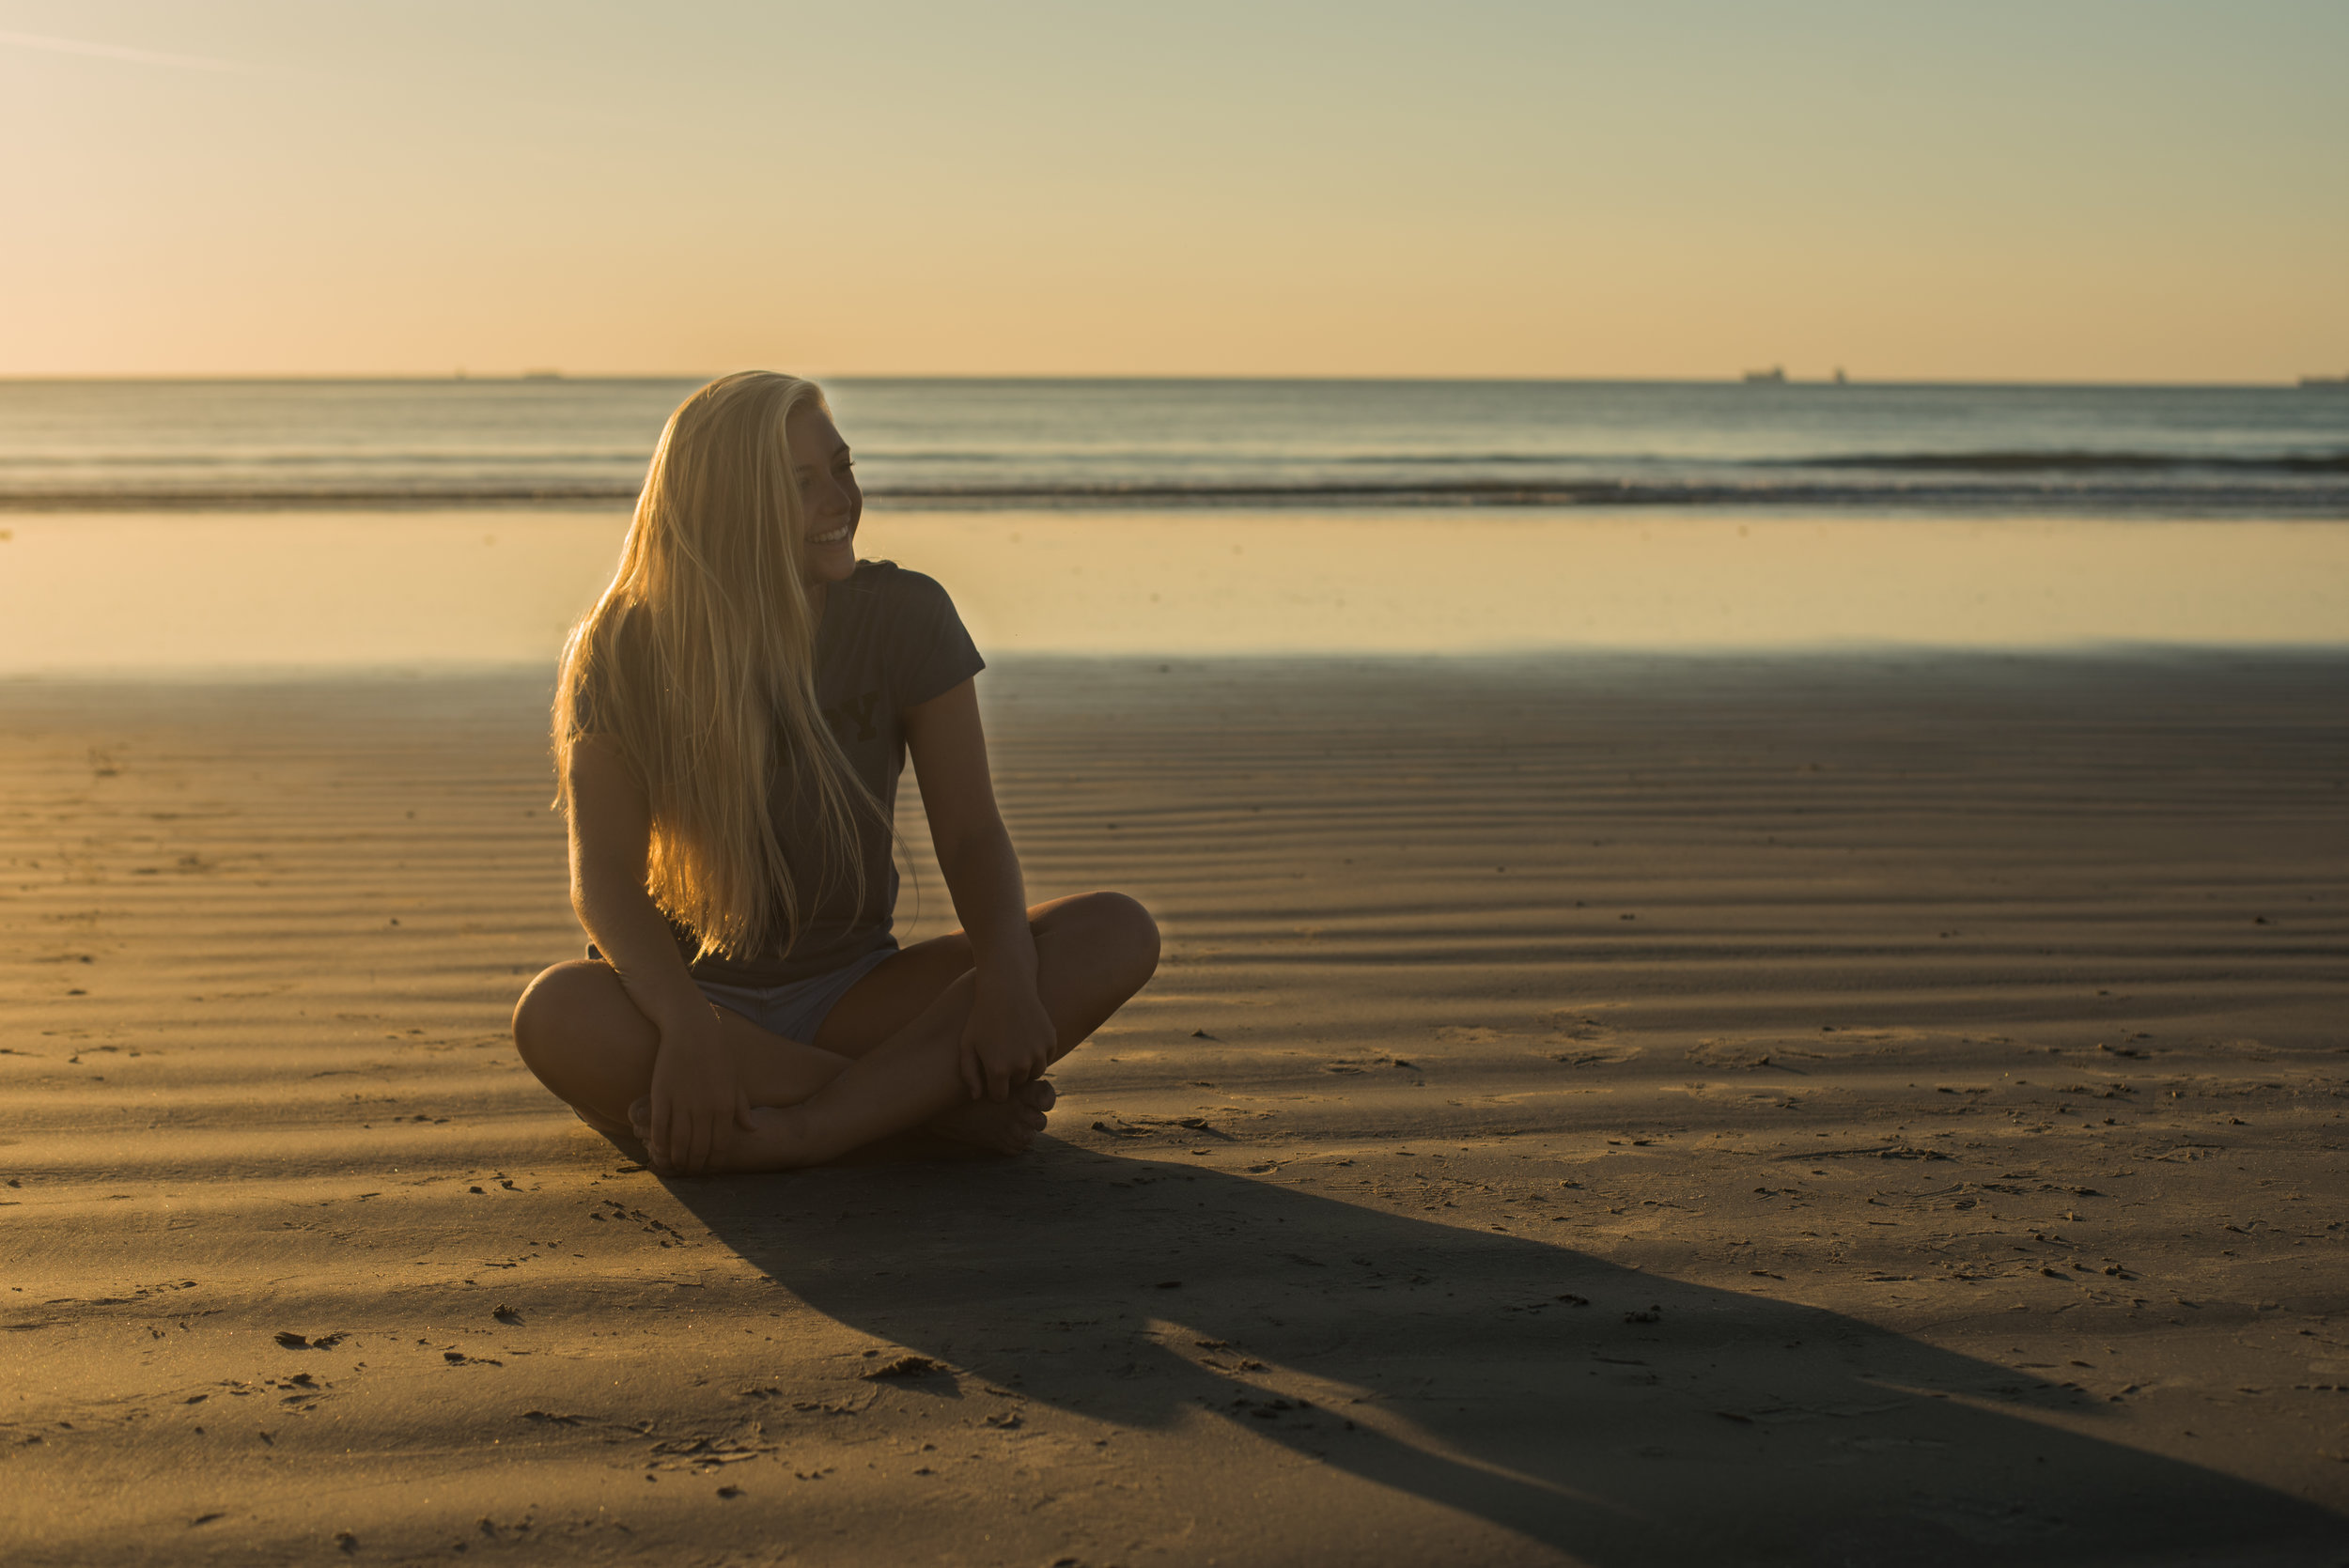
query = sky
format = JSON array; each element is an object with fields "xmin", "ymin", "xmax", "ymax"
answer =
[{"xmin": 3, "ymin": 1, "xmax": 2344, "ymax": 381}]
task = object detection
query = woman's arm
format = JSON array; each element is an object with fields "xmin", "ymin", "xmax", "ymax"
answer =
[
  {"xmin": 902, "ymin": 678, "xmax": 1056, "ymax": 1101},
  {"xmin": 565, "ymin": 737, "xmax": 751, "ymax": 1172}
]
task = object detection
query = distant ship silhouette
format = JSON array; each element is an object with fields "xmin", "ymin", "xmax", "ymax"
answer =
[{"xmin": 1742, "ymin": 365, "xmax": 1786, "ymax": 385}]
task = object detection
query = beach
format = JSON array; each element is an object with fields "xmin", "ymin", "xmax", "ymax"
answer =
[
  {"xmin": 6, "ymin": 651, "xmax": 2345, "ymax": 1565},
  {"xmin": 12, "ymin": 0, "xmax": 2348, "ymax": 1554}
]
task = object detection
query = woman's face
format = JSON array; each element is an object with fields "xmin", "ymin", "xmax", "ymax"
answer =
[{"xmin": 785, "ymin": 402, "xmax": 862, "ymax": 586}]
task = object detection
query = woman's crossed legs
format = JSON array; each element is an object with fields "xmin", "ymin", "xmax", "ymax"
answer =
[{"xmin": 511, "ymin": 891, "xmax": 1159, "ymax": 1173}]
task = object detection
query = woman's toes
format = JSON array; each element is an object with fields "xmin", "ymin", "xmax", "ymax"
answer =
[{"xmin": 923, "ymin": 1092, "xmax": 1050, "ymax": 1157}]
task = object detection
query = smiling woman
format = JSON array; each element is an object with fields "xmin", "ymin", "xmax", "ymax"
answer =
[{"xmin": 509, "ymin": 371, "xmax": 1160, "ymax": 1173}]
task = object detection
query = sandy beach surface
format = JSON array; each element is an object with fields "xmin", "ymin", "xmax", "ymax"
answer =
[{"xmin": 4, "ymin": 652, "xmax": 2345, "ymax": 1566}]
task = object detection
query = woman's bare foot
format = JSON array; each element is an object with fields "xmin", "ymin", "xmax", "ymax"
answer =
[
  {"xmin": 628, "ymin": 1096, "xmax": 821, "ymax": 1174},
  {"xmin": 627, "ymin": 1082, "xmax": 1054, "ymax": 1171},
  {"xmin": 925, "ymin": 1079, "xmax": 1056, "ymax": 1156}
]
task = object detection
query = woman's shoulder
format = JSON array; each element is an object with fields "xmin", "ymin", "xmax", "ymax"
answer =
[
  {"xmin": 838, "ymin": 561, "xmax": 983, "ymax": 702},
  {"xmin": 840, "ymin": 559, "xmax": 960, "ymax": 622},
  {"xmin": 846, "ymin": 558, "xmax": 950, "ymax": 598}
]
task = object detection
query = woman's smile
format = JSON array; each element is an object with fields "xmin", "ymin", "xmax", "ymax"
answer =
[{"xmin": 785, "ymin": 401, "xmax": 863, "ymax": 585}]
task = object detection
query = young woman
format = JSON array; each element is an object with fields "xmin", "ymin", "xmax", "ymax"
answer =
[{"xmin": 511, "ymin": 371, "xmax": 1159, "ymax": 1175}]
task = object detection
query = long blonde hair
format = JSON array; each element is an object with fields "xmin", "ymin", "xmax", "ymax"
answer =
[{"xmin": 554, "ymin": 371, "xmax": 879, "ymax": 961}]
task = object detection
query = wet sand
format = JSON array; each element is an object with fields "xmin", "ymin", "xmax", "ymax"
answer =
[
  {"xmin": 3, "ymin": 653, "xmax": 2345, "ymax": 1565},
  {"xmin": 6, "ymin": 510, "xmax": 2348, "ymax": 673}
]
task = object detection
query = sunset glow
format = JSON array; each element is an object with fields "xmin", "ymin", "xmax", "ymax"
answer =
[{"xmin": 5, "ymin": 1, "xmax": 2344, "ymax": 380}]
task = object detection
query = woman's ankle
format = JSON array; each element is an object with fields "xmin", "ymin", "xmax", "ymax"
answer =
[{"xmin": 736, "ymin": 1102, "xmax": 834, "ymax": 1170}]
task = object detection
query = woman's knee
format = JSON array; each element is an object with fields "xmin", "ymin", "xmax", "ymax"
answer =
[
  {"xmin": 1063, "ymin": 891, "xmax": 1159, "ymax": 983},
  {"xmin": 512, "ymin": 959, "xmax": 617, "ymax": 1070}
]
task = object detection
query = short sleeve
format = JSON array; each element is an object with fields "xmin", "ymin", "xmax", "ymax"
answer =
[
  {"xmin": 886, "ymin": 569, "xmax": 986, "ymax": 710},
  {"xmin": 566, "ymin": 609, "xmax": 646, "ymax": 737},
  {"xmin": 568, "ymin": 665, "xmax": 609, "ymax": 736}
]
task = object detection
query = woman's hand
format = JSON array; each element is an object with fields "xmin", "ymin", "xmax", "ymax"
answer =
[
  {"xmin": 644, "ymin": 1008, "xmax": 754, "ymax": 1174},
  {"xmin": 958, "ymin": 976, "xmax": 1057, "ymax": 1101}
]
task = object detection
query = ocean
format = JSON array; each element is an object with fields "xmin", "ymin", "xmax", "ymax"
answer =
[
  {"xmin": 5, "ymin": 378, "xmax": 2345, "ymax": 669},
  {"xmin": 1, "ymin": 378, "xmax": 2343, "ymax": 517}
]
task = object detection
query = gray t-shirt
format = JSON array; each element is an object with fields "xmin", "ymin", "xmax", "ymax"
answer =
[{"xmin": 580, "ymin": 561, "xmax": 985, "ymax": 986}]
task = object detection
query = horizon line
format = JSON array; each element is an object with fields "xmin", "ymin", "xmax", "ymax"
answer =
[{"xmin": 0, "ymin": 371, "xmax": 2340, "ymax": 391}]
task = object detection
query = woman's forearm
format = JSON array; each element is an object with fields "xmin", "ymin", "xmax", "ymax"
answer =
[
  {"xmin": 560, "ymin": 737, "xmax": 709, "ymax": 1042},
  {"xmin": 936, "ymin": 823, "xmax": 1038, "ymax": 987},
  {"xmin": 573, "ymin": 870, "xmax": 709, "ymax": 1036}
]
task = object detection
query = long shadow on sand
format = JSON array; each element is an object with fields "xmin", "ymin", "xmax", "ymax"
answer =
[{"xmin": 666, "ymin": 1140, "xmax": 2341, "ymax": 1567}]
